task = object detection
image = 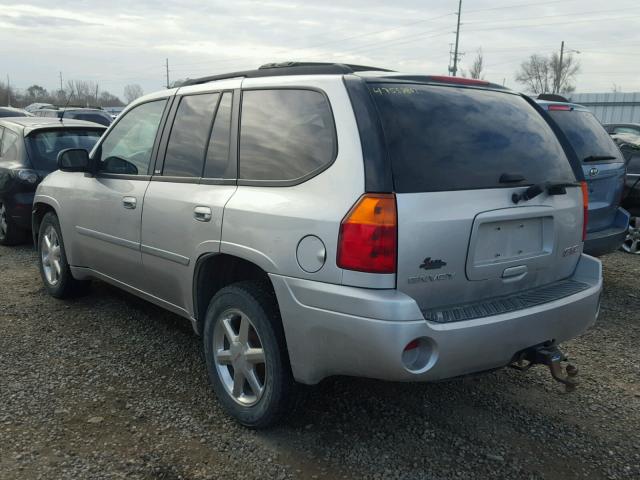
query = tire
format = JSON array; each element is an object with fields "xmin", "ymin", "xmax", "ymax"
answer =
[
  {"xmin": 203, "ymin": 281, "xmax": 295, "ymax": 428},
  {"xmin": 37, "ymin": 212, "xmax": 89, "ymax": 298},
  {"xmin": 621, "ymin": 216, "xmax": 640, "ymax": 254},
  {"xmin": 0, "ymin": 200, "xmax": 28, "ymax": 246}
]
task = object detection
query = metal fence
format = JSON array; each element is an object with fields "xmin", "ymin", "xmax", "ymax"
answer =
[{"xmin": 568, "ymin": 92, "xmax": 640, "ymax": 123}]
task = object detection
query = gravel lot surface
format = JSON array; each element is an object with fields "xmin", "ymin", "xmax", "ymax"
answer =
[{"xmin": 1, "ymin": 244, "xmax": 639, "ymax": 480}]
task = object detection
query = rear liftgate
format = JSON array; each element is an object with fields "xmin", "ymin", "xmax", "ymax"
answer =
[{"xmin": 510, "ymin": 343, "xmax": 579, "ymax": 392}]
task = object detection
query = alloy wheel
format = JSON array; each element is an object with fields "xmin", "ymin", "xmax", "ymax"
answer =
[
  {"xmin": 622, "ymin": 216, "xmax": 640, "ymax": 254},
  {"xmin": 41, "ymin": 225, "xmax": 62, "ymax": 285},
  {"xmin": 213, "ymin": 308, "xmax": 267, "ymax": 406}
]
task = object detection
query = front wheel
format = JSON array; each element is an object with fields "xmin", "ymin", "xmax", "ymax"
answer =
[
  {"xmin": 621, "ymin": 216, "xmax": 640, "ymax": 254},
  {"xmin": 37, "ymin": 212, "xmax": 89, "ymax": 298},
  {"xmin": 203, "ymin": 281, "xmax": 294, "ymax": 428}
]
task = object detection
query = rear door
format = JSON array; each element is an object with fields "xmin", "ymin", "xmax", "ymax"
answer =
[
  {"xmin": 140, "ymin": 87, "xmax": 238, "ymax": 310},
  {"xmin": 368, "ymin": 83, "xmax": 582, "ymax": 312},
  {"xmin": 547, "ymin": 107, "xmax": 626, "ymax": 232}
]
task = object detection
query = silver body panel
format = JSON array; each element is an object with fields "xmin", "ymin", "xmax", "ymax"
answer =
[{"xmin": 34, "ymin": 73, "xmax": 603, "ymax": 385}]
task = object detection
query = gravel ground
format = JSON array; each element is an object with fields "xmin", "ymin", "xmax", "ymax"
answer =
[{"xmin": 0, "ymin": 244, "xmax": 639, "ymax": 480}]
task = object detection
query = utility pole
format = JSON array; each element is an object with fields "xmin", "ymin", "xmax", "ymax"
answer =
[
  {"xmin": 165, "ymin": 58, "xmax": 170, "ymax": 89},
  {"xmin": 59, "ymin": 71, "xmax": 63, "ymax": 93},
  {"xmin": 451, "ymin": 0, "xmax": 463, "ymax": 76},
  {"xmin": 6, "ymin": 75, "xmax": 10, "ymax": 107},
  {"xmin": 555, "ymin": 40, "xmax": 565, "ymax": 94}
]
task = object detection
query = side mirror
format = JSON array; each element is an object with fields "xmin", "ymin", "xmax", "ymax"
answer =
[{"xmin": 57, "ymin": 148, "xmax": 94, "ymax": 173}]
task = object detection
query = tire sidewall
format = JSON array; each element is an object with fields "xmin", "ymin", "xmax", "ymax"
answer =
[{"xmin": 203, "ymin": 285, "xmax": 288, "ymax": 428}]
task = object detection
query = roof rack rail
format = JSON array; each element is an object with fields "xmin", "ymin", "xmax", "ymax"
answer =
[{"xmin": 181, "ymin": 62, "xmax": 393, "ymax": 87}]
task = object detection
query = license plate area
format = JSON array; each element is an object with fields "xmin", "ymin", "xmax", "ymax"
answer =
[{"xmin": 466, "ymin": 207, "xmax": 554, "ymax": 281}]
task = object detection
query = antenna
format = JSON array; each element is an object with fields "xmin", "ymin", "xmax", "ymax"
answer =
[{"xmin": 59, "ymin": 87, "xmax": 74, "ymax": 123}]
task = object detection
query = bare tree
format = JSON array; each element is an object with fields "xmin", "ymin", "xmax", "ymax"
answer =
[
  {"xmin": 468, "ymin": 49, "xmax": 484, "ymax": 80},
  {"xmin": 65, "ymin": 80, "xmax": 99, "ymax": 106},
  {"xmin": 99, "ymin": 91, "xmax": 125, "ymax": 107},
  {"xmin": 516, "ymin": 53, "xmax": 580, "ymax": 94},
  {"xmin": 123, "ymin": 84, "xmax": 144, "ymax": 104},
  {"xmin": 26, "ymin": 85, "xmax": 48, "ymax": 100}
]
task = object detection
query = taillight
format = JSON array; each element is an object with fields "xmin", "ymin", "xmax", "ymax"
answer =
[
  {"xmin": 581, "ymin": 181, "xmax": 589, "ymax": 241},
  {"xmin": 337, "ymin": 193, "xmax": 397, "ymax": 274}
]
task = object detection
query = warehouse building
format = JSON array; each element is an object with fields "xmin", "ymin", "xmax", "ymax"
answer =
[{"xmin": 569, "ymin": 92, "xmax": 640, "ymax": 123}]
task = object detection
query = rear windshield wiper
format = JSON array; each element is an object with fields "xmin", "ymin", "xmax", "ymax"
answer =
[
  {"xmin": 583, "ymin": 155, "xmax": 617, "ymax": 162},
  {"xmin": 512, "ymin": 181, "xmax": 580, "ymax": 204}
]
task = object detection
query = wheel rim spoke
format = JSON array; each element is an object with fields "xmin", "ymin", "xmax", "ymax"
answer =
[
  {"xmin": 245, "ymin": 348, "xmax": 265, "ymax": 364},
  {"xmin": 222, "ymin": 317, "xmax": 237, "ymax": 343},
  {"xmin": 232, "ymin": 369, "xmax": 245, "ymax": 397},
  {"xmin": 245, "ymin": 369, "xmax": 264, "ymax": 399},
  {"xmin": 216, "ymin": 349, "xmax": 233, "ymax": 365},
  {"xmin": 238, "ymin": 315, "xmax": 250, "ymax": 344}
]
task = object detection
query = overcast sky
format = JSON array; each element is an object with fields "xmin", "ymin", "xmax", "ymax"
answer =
[{"xmin": 1, "ymin": 0, "xmax": 639, "ymax": 100}]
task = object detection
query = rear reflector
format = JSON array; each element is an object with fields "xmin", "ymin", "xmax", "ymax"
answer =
[
  {"xmin": 581, "ymin": 181, "xmax": 589, "ymax": 241},
  {"xmin": 337, "ymin": 193, "xmax": 397, "ymax": 274},
  {"xmin": 428, "ymin": 75, "xmax": 490, "ymax": 86},
  {"xmin": 548, "ymin": 104, "xmax": 572, "ymax": 111}
]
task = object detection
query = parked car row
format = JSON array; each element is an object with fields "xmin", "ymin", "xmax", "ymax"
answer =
[{"xmin": 0, "ymin": 62, "xmax": 630, "ymax": 428}]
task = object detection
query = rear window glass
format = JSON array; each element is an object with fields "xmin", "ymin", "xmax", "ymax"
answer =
[
  {"xmin": 369, "ymin": 83, "xmax": 576, "ymax": 192},
  {"xmin": 26, "ymin": 129, "xmax": 103, "ymax": 171},
  {"xmin": 547, "ymin": 110, "xmax": 623, "ymax": 163}
]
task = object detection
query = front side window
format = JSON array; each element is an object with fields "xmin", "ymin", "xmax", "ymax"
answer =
[
  {"xmin": 163, "ymin": 93, "xmax": 219, "ymax": 177},
  {"xmin": 239, "ymin": 89, "xmax": 336, "ymax": 181},
  {"xmin": 613, "ymin": 126, "xmax": 640, "ymax": 135},
  {"xmin": 0, "ymin": 129, "xmax": 20, "ymax": 161},
  {"xmin": 99, "ymin": 99, "xmax": 167, "ymax": 175}
]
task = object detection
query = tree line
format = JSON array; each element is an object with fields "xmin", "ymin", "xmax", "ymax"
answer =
[{"xmin": 0, "ymin": 80, "xmax": 145, "ymax": 108}]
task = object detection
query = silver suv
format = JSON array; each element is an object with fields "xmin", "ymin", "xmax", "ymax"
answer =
[{"xmin": 34, "ymin": 62, "xmax": 602, "ymax": 427}]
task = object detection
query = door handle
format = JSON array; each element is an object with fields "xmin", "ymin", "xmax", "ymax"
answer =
[
  {"xmin": 122, "ymin": 197, "xmax": 137, "ymax": 209},
  {"xmin": 194, "ymin": 206, "xmax": 212, "ymax": 222}
]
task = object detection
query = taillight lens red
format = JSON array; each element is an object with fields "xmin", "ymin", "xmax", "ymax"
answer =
[
  {"xmin": 548, "ymin": 104, "xmax": 572, "ymax": 111},
  {"xmin": 581, "ymin": 181, "xmax": 589, "ymax": 241},
  {"xmin": 337, "ymin": 193, "xmax": 397, "ymax": 274}
]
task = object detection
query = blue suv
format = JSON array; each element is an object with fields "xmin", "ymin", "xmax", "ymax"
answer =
[{"xmin": 536, "ymin": 96, "xmax": 629, "ymax": 256}]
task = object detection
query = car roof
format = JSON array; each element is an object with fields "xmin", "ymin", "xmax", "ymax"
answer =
[
  {"xmin": 604, "ymin": 122, "xmax": 640, "ymax": 127},
  {"xmin": 0, "ymin": 117, "xmax": 107, "ymax": 135}
]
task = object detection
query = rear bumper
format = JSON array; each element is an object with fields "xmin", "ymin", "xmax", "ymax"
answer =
[
  {"xmin": 584, "ymin": 208, "xmax": 630, "ymax": 256},
  {"xmin": 4, "ymin": 192, "xmax": 35, "ymax": 230},
  {"xmin": 270, "ymin": 254, "xmax": 602, "ymax": 385}
]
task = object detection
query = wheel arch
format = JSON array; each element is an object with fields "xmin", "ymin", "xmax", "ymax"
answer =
[
  {"xmin": 192, "ymin": 253, "xmax": 278, "ymax": 336},
  {"xmin": 31, "ymin": 199, "xmax": 60, "ymax": 247}
]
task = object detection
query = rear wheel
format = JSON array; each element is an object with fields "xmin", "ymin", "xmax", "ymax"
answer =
[
  {"xmin": 621, "ymin": 216, "xmax": 640, "ymax": 254},
  {"xmin": 37, "ymin": 212, "xmax": 89, "ymax": 298},
  {"xmin": 0, "ymin": 201, "xmax": 28, "ymax": 246},
  {"xmin": 203, "ymin": 281, "xmax": 294, "ymax": 428}
]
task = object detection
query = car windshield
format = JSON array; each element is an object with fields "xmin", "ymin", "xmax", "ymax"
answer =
[
  {"xmin": 368, "ymin": 83, "xmax": 576, "ymax": 192},
  {"xmin": 26, "ymin": 129, "xmax": 103, "ymax": 171},
  {"xmin": 0, "ymin": 109, "xmax": 28, "ymax": 117},
  {"xmin": 548, "ymin": 109, "xmax": 623, "ymax": 163},
  {"xmin": 68, "ymin": 112, "xmax": 112, "ymax": 126}
]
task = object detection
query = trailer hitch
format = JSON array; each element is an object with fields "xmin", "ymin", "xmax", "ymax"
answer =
[{"xmin": 510, "ymin": 344, "xmax": 579, "ymax": 392}]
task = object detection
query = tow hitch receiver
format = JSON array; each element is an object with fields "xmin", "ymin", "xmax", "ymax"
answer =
[{"xmin": 510, "ymin": 344, "xmax": 579, "ymax": 392}]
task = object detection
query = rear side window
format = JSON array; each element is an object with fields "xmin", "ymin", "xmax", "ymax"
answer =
[
  {"xmin": 239, "ymin": 89, "xmax": 336, "ymax": 182},
  {"xmin": 369, "ymin": 83, "xmax": 576, "ymax": 193},
  {"xmin": 0, "ymin": 129, "xmax": 20, "ymax": 161},
  {"xmin": 164, "ymin": 93, "xmax": 219, "ymax": 177},
  {"xmin": 204, "ymin": 92, "xmax": 233, "ymax": 178}
]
